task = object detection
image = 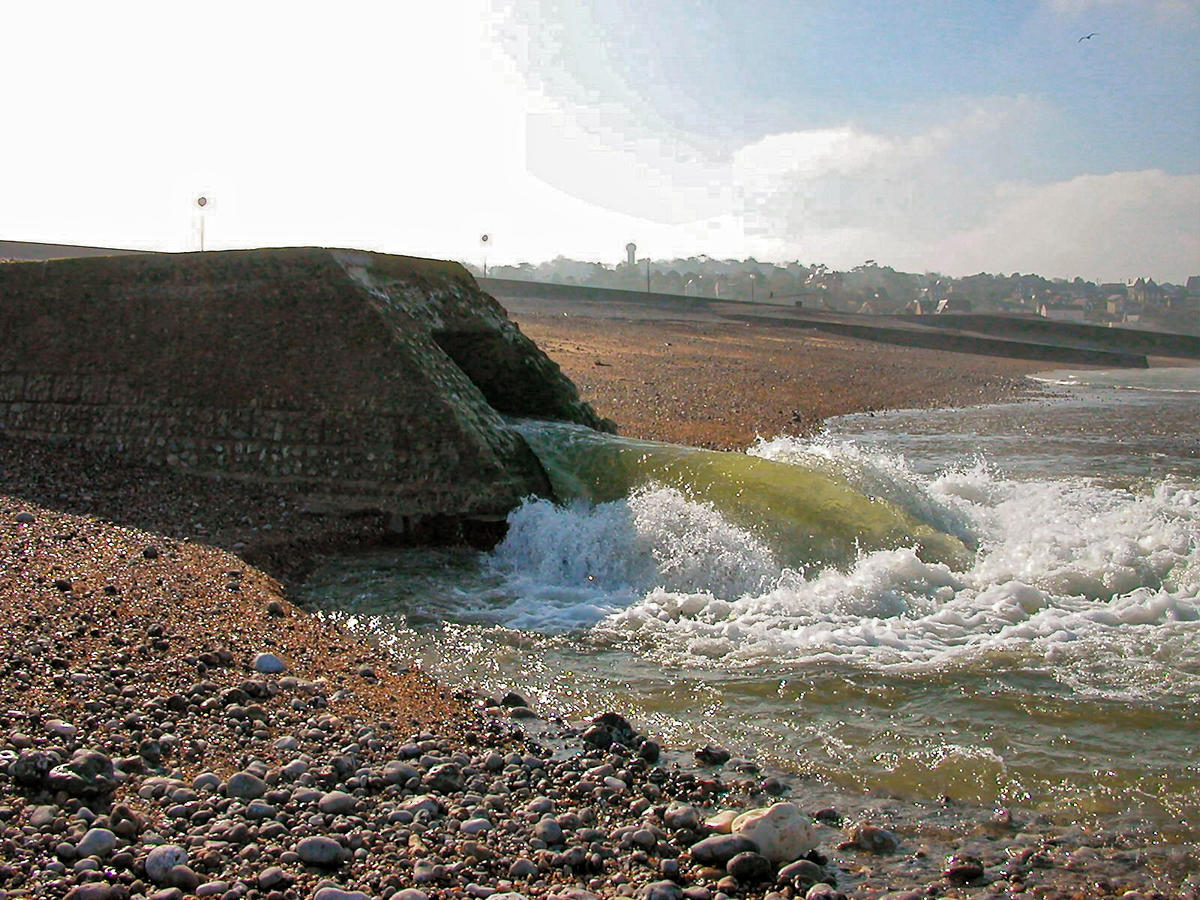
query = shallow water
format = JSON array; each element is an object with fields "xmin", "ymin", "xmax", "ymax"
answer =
[{"xmin": 300, "ymin": 366, "xmax": 1200, "ymax": 843}]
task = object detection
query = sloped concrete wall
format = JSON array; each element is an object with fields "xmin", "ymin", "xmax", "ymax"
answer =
[{"xmin": 0, "ymin": 248, "xmax": 610, "ymax": 529}]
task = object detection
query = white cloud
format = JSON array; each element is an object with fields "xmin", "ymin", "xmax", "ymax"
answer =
[
  {"xmin": 936, "ymin": 170, "xmax": 1200, "ymax": 282},
  {"xmin": 720, "ymin": 101, "xmax": 1198, "ymax": 282},
  {"xmin": 523, "ymin": 105, "xmax": 735, "ymax": 225},
  {"xmin": 1045, "ymin": 0, "xmax": 1199, "ymax": 21},
  {"xmin": 727, "ymin": 101, "xmax": 1023, "ymax": 258}
]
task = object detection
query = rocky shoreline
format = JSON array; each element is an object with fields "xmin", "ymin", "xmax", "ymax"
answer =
[
  {"xmin": 1, "ymin": 322, "xmax": 1193, "ymax": 898},
  {"xmin": 1, "ymin": 491, "xmax": 1189, "ymax": 899}
]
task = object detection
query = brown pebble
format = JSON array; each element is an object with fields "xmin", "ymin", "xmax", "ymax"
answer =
[{"xmin": 946, "ymin": 853, "xmax": 985, "ymax": 883}]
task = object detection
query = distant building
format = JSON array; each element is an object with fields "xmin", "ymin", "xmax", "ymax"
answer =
[
  {"xmin": 1038, "ymin": 301, "xmax": 1085, "ymax": 322},
  {"xmin": 625, "ymin": 242, "xmax": 637, "ymax": 266},
  {"xmin": 936, "ymin": 296, "xmax": 972, "ymax": 314},
  {"xmin": 1127, "ymin": 277, "xmax": 1165, "ymax": 308},
  {"xmin": 904, "ymin": 297, "xmax": 936, "ymax": 315}
]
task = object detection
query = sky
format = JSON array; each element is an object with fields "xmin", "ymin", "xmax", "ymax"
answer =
[{"xmin": 2, "ymin": 0, "xmax": 1198, "ymax": 282}]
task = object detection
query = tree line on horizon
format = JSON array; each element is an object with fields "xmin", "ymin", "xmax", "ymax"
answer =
[{"xmin": 464, "ymin": 255, "xmax": 1197, "ymax": 329}]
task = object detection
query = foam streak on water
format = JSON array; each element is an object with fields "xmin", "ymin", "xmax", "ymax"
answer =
[
  {"xmin": 300, "ymin": 371, "xmax": 1200, "ymax": 839},
  {"xmin": 487, "ymin": 438, "xmax": 1199, "ymax": 687}
]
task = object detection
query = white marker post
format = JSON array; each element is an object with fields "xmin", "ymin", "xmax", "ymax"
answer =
[{"xmin": 197, "ymin": 196, "xmax": 208, "ymax": 251}]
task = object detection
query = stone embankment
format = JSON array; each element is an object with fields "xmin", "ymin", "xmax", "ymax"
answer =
[{"xmin": 0, "ymin": 249, "xmax": 610, "ymax": 540}]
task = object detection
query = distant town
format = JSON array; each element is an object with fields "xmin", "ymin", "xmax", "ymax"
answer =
[
  {"xmin": 2, "ymin": 239, "xmax": 1196, "ymax": 336},
  {"xmin": 469, "ymin": 248, "xmax": 1200, "ymax": 336}
]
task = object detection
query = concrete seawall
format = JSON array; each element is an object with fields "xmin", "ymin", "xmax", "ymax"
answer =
[
  {"xmin": 0, "ymin": 249, "xmax": 609, "ymax": 535},
  {"xmin": 903, "ymin": 313, "xmax": 1200, "ymax": 360},
  {"xmin": 725, "ymin": 313, "xmax": 1149, "ymax": 368}
]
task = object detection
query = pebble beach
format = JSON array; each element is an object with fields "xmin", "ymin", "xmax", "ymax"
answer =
[{"xmin": 1, "ymin": 317, "xmax": 1192, "ymax": 900}]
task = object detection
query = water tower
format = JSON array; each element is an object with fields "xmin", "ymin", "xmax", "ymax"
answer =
[{"xmin": 625, "ymin": 242, "xmax": 637, "ymax": 265}]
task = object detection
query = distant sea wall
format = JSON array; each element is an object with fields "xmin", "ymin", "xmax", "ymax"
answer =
[
  {"xmin": 480, "ymin": 276, "xmax": 707, "ymax": 309},
  {"xmin": 727, "ymin": 313, "xmax": 1150, "ymax": 368},
  {"xmin": 0, "ymin": 249, "xmax": 609, "ymax": 535},
  {"xmin": 906, "ymin": 314, "xmax": 1200, "ymax": 360}
]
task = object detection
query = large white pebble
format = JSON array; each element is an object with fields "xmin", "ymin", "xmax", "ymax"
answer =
[
  {"xmin": 731, "ymin": 802, "xmax": 817, "ymax": 863},
  {"xmin": 704, "ymin": 809, "xmax": 738, "ymax": 834},
  {"xmin": 146, "ymin": 844, "xmax": 189, "ymax": 883}
]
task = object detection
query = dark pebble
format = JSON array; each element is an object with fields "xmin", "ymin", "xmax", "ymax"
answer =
[
  {"xmin": 945, "ymin": 853, "xmax": 985, "ymax": 883},
  {"xmin": 689, "ymin": 833, "xmax": 758, "ymax": 866},
  {"xmin": 727, "ymin": 850, "xmax": 774, "ymax": 884},
  {"xmin": 694, "ymin": 745, "xmax": 731, "ymax": 766}
]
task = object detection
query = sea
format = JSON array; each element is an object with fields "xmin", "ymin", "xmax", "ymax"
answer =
[{"xmin": 300, "ymin": 365, "xmax": 1200, "ymax": 846}]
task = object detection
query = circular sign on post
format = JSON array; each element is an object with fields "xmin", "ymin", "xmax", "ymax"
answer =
[
  {"xmin": 197, "ymin": 196, "xmax": 208, "ymax": 208},
  {"xmin": 480, "ymin": 233, "xmax": 489, "ymax": 244}
]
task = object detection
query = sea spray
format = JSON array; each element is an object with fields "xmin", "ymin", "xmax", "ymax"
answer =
[
  {"xmin": 300, "ymin": 399, "xmax": 1200, "ymax": 837},
  {"xmin": 493, "ymin": 486, "xmax": 778, "ymax": 601}
]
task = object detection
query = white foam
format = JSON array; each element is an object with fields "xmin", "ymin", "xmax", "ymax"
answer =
[
  {"xmin": 482, "ymin": 486, "xmax": 778, "ymax": 633},
  {"xmin": 478, "ymin": 437, "xmax": 1200, "ymax": 690}
]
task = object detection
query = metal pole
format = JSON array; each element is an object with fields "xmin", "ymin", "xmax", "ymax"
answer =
[
  {"xmin": 196, "ymin": 196, "xmax": 208, "ymax": 251},
  {"xmin": 645, "ymin": 259, "xmax": 650, "ymax": 293}
]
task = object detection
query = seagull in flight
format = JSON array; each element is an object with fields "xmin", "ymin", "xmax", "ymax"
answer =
[{"xmin": 1077, "ymin": 32, "xmax": 1098, "ymax": 41}]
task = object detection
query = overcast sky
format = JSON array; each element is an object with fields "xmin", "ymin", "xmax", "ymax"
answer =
[{"xmin": 2, "ymin": 0, "xmax": 1197, "ymax": 281}]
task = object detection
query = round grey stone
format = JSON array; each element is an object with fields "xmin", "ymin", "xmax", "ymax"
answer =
[
  {"xmin": 641, "ymin": 882, "xmax": 684, "ymax": 900},
  {"xmin": 145, "ymin": 844, "xmax": 189, "ymax": 884},
  {"xmin": 246, "ymin": 800, "xmax": 277, "ymax": 819},
  {"xmin": 296, "ymin": 835, "xmax": 345, "ymax": 866},
  {"xmin": 534, "ymin": 817, "xmax": 563, "ymax": 844},
  {"xmin": 253, "ymin": 652, "xmax": 287, "ymax": 674},
  {"xmin": 727, "ymin": 850, "xmax": 774, "ymax": 884},
  {"xmin": 460, "ymin": 816, "xmax": 491, "ymax": 834},
  {"xmin": 64, "ymin": 885, "xmax": 115, "ymax": 900},
  {"xmin": 779, "ymin": 858, "xmax": 826, "ymax": 887},
  {"xmin": 508, "ymin": 857, "xmax": 538, "ymax": 878},
  {"xmin": 318, "ymin": 790, "xmax": 356, "ymax": 815},
  {"xmin": 75, "ymin": 828, "xmax": 117, "ymax": 858},
  {"xmin": 663, "ymin": 803, "xmax": 701, "ymax": 830},
  {"xmin": 226, "ymin": 771, "xmax": 267, "ymax": 799},
  {"xmin": 258, "ymin": 867, "xmax": 290, "ymax": 890},
  {"xmin": 313, "ymin": 890, "xmax": 370, "ymax": 900},
  {"xmin": 689, "ymin": 833, "xmax": 758, "ymax": 866}
]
